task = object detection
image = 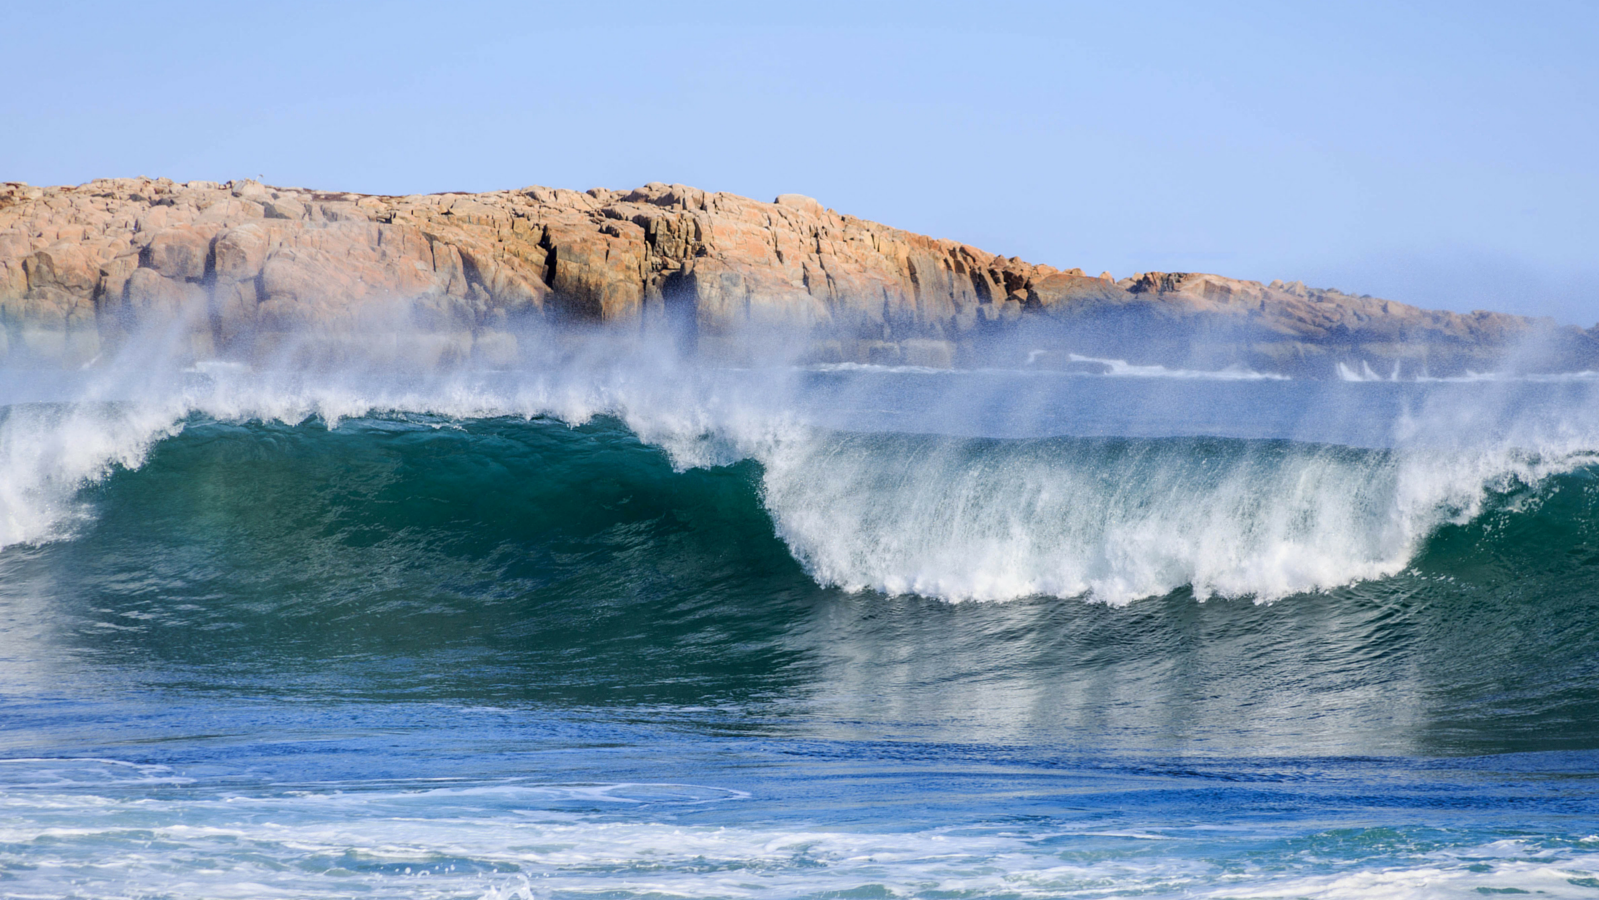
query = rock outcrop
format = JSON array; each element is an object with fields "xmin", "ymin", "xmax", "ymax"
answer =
[{"xmin": 0, "ymin": 177, "xmax": 1593, "ymax": 375}]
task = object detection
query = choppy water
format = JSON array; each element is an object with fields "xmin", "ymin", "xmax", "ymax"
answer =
[{"xmin": 2, "ymin": 343, "xmax": 1598, "ymax": 898}]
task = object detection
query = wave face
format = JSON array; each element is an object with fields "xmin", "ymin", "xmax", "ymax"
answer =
[
  {"xmin": 5, "ymin": 407, "xmax": 1588, "ymax": 608},
  {"xmin": 1, "ymin": 408, "xmax": 1592, "ymax": 753},
  {"xmin": 29, "ymin": 414, "xmax": 805, "ymax": 705},
  {"xmin": 4, "ymin": 359, "xmax": 1593, "ymax": 607}
]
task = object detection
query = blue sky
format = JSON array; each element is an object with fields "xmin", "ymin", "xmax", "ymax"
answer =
[{"xmin": 4, "ymin": 1, "xmax": 1595, "ymax": 323}]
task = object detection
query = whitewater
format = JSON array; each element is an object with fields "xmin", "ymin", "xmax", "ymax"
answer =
[
  {"xmin": 5, "ymin": 331, "xmax": 1598, "ymax": 605},
  {"xmin": 3, "ymin": 323, "xmax": 1599, "ymax": 898}
]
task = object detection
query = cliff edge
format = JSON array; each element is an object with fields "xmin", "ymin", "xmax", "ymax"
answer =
[{"xmin": 1, "ymin": 177, "xmax": 1592, "ymax": 375}]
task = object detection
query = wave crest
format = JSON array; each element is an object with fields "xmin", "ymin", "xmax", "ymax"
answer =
[
  {"xmin": 3, "ymin": 330, "xmax": 1599, "ymax": 604},
  {"xmin": 760, "ymin": 433, "xmax": 1592, "ymax": 603}
]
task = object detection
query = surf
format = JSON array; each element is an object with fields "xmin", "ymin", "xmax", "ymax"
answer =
[
  {"xmin": 3, "ymin": 331, "xmax": 1599, "ymax": 608},
  {"xmin": 7, "ymin": 410, "xmax": 1599, "ymax": 756},
  {"xmin": 7, "ymin": 406, "xmax": 1597, "ymax": 611}
]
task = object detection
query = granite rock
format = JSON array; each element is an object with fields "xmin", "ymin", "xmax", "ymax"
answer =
[{"xmin": 0, "ymin": 177, "xmax": 1591, "ymax": 374}]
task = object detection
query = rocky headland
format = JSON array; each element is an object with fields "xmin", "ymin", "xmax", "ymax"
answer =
[{"xmin": 1, "ymin": 177, "xmax": 1593, "ymax": 376}]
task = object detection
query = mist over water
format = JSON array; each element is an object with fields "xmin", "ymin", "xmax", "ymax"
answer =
[{"xmin": 3, "ymin": 319, "xmax": 1599, "ymax": 898}]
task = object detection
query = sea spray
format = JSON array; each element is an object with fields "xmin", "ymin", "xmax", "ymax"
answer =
[
  {"xmin": 3, "ymin": 325, "xmax": 1599, "ymax": 604},
  {"xmin": 0, "ymin": 401, "xmax": 187, "ymax": 547},
  {"xmin": 755, "ymin": 432, "xmax": 1599, "ymax": 603},
  {"xmin": 3, "ymin": 393, "xmax": 1599, "ymax": 898}
]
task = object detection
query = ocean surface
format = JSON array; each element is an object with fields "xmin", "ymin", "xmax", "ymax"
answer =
[{"xmin": 2, "ymin": 342, "xmax": 1598, "ymax": 899}]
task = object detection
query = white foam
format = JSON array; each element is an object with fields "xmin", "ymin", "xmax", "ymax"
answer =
[
  {"xmin": 3, "ymin": 324, "xmax": 1597, "ymax": 604},
  {"xmin": 757, "ymin": 430, "xmax": 1599, "ymax": 604},
  {"xmin": 1338, "ymin": 359, "xmax": 1599, "ymax": 383},
  {"xmin": 1066, "ymin": 353, "xmax": 1292, "ymax": 381},
  {"xmin": 0, "ymin": 400, "xmax": 187, "ymax": 547},
  {"xmin": 807, "ymin": 361, "xmax": 955, "ymax": 375},
  {"xmin": 0, "ymin": 777, "xmax": 1594, "ymax": 900},
  {"xmin": 808, "ymin": 356, "xmax": 1292, "ymax": 381}
]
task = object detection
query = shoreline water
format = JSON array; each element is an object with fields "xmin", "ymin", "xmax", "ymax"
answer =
[{"xmin": 2, "ymin": 346, "xmax": 1597, "ymax": 898}]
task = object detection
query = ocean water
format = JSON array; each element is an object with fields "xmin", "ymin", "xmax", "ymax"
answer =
[{"xmin": 2, "ymin": 340, "xmax": 1598, "ymax": 899}]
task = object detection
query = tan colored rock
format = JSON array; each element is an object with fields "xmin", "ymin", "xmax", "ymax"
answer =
[
  {"xmin": 0, "ymin": 176, "xmax": 1590, "ymax": 374},
  {"xmin": 213, "ymin": 224, "xmax": 271, "ymax": 284},
  {"xmin": 774, "ymin": 193, "xmax": 825, "ymax": 216},
  {"xmin": 542, "ymin": 222, "xmax": 645, "ymax": 321},
  {"xmin": 230, "ymin": 179, "xmax": 271, "ymax": 201},
  {"xmin": 263, "ymin": 198, "xmax": 306, "ymax": 220},
  {"xmin": 1029, "ymin": 272, "xmax": 1133, "ymax": 312},
  {"xmin": 96, "ymin": 253, "xmax": 140, "ymax": 310},
  {"xmin": 144, "ymin": 228, "xmax": 211, "ymax": 280},
  {"xmin": 202, "ymin": 198, "xmax": 265, "ymax": 222},
  {"xmin": 127, "ymin": 268, "xmax": 207, "ymax": 316},
  {"xmin": 25, "ymin": 242, "xmax": 101, "ymax": 295},
  {"xmin": 0, "ymin": 257, "xmax": 27, "ymax": 305}
]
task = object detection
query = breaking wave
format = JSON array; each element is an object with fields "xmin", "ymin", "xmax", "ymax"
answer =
[
  {"xmin": 2, "ymin": 357, "xmax": 1596, "ymax": 606},
  {"xmin": 760, "ymin": 432, "xmax": 1592, "ymax": 603}
]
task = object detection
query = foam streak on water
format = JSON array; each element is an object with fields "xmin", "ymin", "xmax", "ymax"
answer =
[{"xmin": 0, "ymin": 752, "xmax": 1596, "ymax": 900}]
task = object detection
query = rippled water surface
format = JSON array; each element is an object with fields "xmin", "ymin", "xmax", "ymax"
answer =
[{"xmin": 2, "ymin": 363, "xmax": 1598, "ymax": 898}]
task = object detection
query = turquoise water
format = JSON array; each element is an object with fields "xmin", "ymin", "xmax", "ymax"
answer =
[{"xmin": 2, "ymin": 360, "xmax": 1598, "ymax": 898}]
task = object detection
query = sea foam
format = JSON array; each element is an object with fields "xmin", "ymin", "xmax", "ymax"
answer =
[
  {"xmin": 1, "ymin": 759, "xmax": 1594, "ymax": 900},
  {"xmin": 2, "ymin": 326, "xmax": 1597, "ymax": 605}
]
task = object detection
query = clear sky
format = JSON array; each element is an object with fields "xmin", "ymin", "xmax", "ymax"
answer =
[{"xmin": 4, "ymin": 0, "xmax": 1596, "ymax": 323}]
